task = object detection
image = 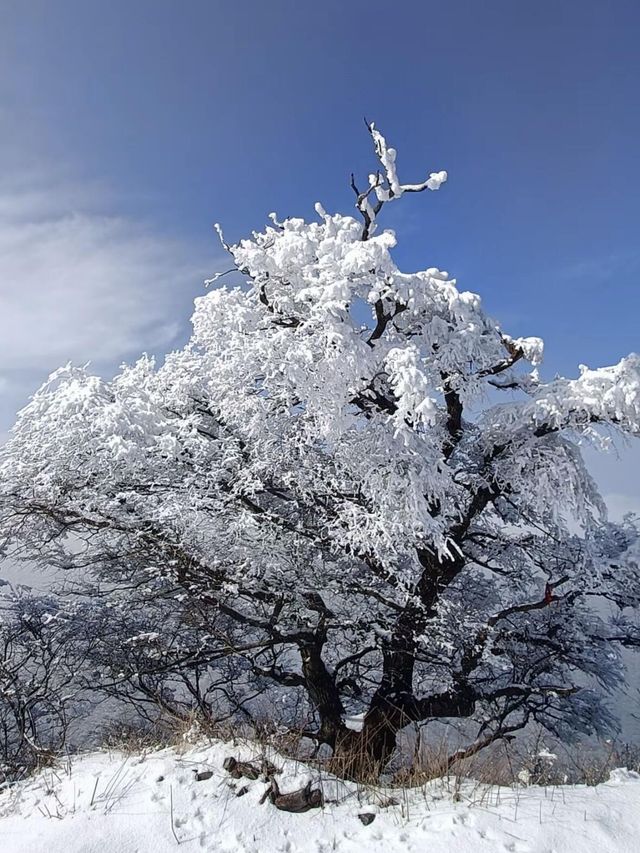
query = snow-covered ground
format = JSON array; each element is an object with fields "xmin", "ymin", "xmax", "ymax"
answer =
[{"xmin": 1, "ymin": 739, "xmax": 638, "ymax": 853}]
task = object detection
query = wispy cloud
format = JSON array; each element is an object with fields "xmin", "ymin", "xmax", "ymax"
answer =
[
  {"xmin": 0, "ymin": 166, "xmax": 224, "ymax": 432},
  {"xmin": 0, "ymin": 173, "xmax": 217, "ymax": 370},
  {"xmin": 552, "ymin": 249, "xmax": 640, "ymax": 286}
]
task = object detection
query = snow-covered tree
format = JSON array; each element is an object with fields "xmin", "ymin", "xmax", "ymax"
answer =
[
  {"xmin": 0, "ymin": 584, "xmax": 88, "ymax": 779},
  {"xmin": 1, "ymin": 124, "xmax": 640, "ymax": 775}
]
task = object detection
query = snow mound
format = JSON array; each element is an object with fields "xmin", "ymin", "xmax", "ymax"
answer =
[{"xmin": 1, "ymin": 740, "xmax": 640, "ymax": 852}]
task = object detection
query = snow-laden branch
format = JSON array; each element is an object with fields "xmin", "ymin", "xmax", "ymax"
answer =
[
  {"xmin": 349, "ymin": 123, "xmax": 447, "ymax": 240},
  {"xmin": 485, "ymin": 354, "xmax": 640, "ymax": 443}
]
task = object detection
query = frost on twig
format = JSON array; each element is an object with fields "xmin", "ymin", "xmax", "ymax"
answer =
[{"xmin": 349, "ymin": 121, "xmax": 447, "ymax": 239}]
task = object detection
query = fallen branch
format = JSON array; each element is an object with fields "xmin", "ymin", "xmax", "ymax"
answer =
[{"xmin": 259, "ymin": 776, "xmax": 324, "ymax": 812}]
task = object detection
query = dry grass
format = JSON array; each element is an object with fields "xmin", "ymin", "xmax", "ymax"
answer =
[
  {"xmin": 405, "ymin": 730, "xmax": 640, "ymax": 790},
  {"xmin": 70, "ymin": 711, "xmax": 640, "ymax": 797}
]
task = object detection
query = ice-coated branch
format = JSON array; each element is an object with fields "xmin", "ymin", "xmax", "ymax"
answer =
[
  {"xmin": 487, "ymin": 353, "xmax": 640, "ymax": 442},
  {"xmin": 350, "ymin": 122, "xmax": 447, "ymax": 240}
]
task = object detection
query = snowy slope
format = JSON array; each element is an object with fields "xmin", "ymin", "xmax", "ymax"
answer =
[{"xmin": 0, "ymin": 740, "xmax": 639, "ymax": 853}]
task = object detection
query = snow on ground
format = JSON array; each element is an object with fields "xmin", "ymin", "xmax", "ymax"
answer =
[{"xmin": 0, "ymin": 739, "xmax": 639, "ymax": 853}]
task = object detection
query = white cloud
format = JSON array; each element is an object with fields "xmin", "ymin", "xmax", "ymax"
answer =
[
  {"xmin": 582, "ymin": 444, "xmax": 640, "ymax": 522},
  {"xmin": 0, "ymin": 176, "xmax": 216, "ymax": 371},
  {"xmin": 0, "ymin": 168, "xmax": 226, "ymax": 435},
  {"xmin": 604, "ymin": 493, "xmax": 640, "ymax": 522}
]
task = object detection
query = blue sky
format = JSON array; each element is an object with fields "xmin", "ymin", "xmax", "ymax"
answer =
[{"xmin": 1, "ymin": 0, "xmax": 639, "ymax": 509}]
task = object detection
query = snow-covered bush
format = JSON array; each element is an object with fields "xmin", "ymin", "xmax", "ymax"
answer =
[
  {"xmin": 67, "ymin": 577, "xmax": 264, "ymax": 728},
  {"xmin": 0, "ymin": 585, "xmax": 85, "ymax": 781},
  {"xmin": 1, "ymin": 124, "xmax": 640, "ymax": 777}
]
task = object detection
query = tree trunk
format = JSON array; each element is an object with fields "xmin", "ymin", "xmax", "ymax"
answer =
[
  {"xmin": 332, "ymin": 548, "xmax": 470, "ymax": 778},
  {"xmin": 298, "ymin": 634, "xmax": 345, "ymax": 747}
]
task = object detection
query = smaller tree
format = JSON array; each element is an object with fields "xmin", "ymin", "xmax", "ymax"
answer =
[
  {"xmin": 69, "ymin": 576, "xmax": 267, "ymax": 729},
  {"xmin": 0, "ymin": 584, "xmax": 86, "ymax": 780}
]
